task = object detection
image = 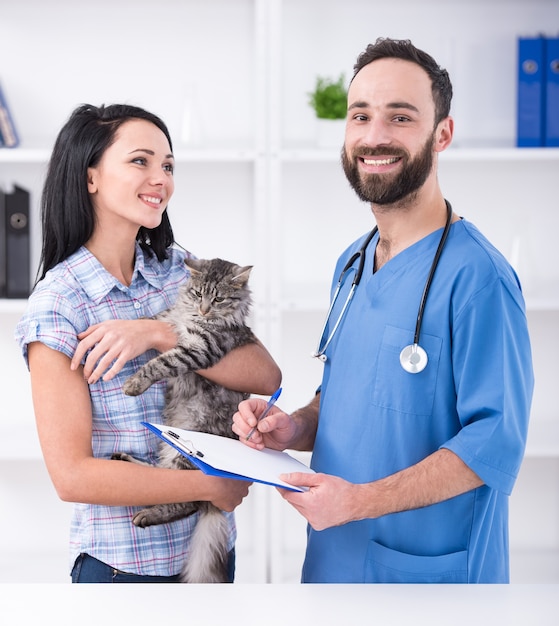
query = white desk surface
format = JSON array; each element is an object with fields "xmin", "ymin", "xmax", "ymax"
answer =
[{"xmin": 2, "ymin": 583, "xmax": 557, "ymax": 625}]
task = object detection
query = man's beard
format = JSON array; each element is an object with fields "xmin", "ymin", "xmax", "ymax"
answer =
[{"xmin": 341, "ymin": 133, "xmax": 435, "ymax": 205}]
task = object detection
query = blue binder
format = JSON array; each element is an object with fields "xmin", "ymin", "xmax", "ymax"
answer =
[
  {"xmin": 544, "ymin": 36, "xmax": 559, "ymax": 147},
  {"xmin": 517, "ymin": 36, "xmax": 545, "ymax": 147}
]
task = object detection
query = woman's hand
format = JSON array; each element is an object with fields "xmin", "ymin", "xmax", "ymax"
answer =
[
  {"xmin": 71, "ymin": 319, "xmax": 176, "ymax": 384},
  {"xmin": 204, "ymin": 476, "xmax": 252, "ymax": 511}
]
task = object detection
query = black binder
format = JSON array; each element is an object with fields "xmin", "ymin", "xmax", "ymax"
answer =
[
  {"xmin": 0, "ymin": 188, "xmax": 6, "ymax": 297},
  {"xmin": 4, "ymin": 185, "xmax": 30, "ymax": 298}
]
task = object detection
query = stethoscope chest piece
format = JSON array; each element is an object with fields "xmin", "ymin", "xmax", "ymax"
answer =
[{"xmin": 399, "ymin": 343, "xmax": 428, "ymax": 374}]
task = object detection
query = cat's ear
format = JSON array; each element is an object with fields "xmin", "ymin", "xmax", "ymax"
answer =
[
  {"xmin": 185, "ymin": 257, "xmax": 202, "ymax": 276},
  {"xmin": 232, "ymin": 265, "xmax": 253, "ymax": 285}
]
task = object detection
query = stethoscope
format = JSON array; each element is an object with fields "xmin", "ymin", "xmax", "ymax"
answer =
[{"xmin": 312, "ymin": 200, "xmax": 453, "ymax": 374}]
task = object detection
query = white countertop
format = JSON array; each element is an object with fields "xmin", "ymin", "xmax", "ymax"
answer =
[{"xmin": 2, "ymin": 583, "xmax": 557, "ymax": 625}]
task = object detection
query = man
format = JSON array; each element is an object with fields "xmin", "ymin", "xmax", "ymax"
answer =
[{"xmin": 233, "ymin": 38, "xmax": 534, "ymax": 583}]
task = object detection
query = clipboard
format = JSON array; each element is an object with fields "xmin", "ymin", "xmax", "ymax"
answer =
[{"xmin": 143, "ymin": 422, "xmax": 315, "ymax": 492}]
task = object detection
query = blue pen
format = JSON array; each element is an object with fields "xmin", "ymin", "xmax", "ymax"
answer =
[{"xmin": 246, "ymin": 387, "xmax": 282, "ymax": 441}]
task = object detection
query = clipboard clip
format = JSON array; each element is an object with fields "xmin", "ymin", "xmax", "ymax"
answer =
[{"xmin": 165, "ymin": 430, "xmax": 205, "ymax": 458}]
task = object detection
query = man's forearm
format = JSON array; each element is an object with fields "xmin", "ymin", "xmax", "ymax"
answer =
[{"xmin": 354, "ymin": 447, "xmax": 484, "ymax": 521}]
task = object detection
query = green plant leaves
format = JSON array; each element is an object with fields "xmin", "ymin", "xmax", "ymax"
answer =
[{"xmin": 308, "ymin": 74, "xmax": 347, "ymax": 120}]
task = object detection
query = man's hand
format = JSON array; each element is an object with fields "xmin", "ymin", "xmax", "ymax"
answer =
[{"xmin": 278, "ymin": 472, "xmax": 365, "ymax": 531}]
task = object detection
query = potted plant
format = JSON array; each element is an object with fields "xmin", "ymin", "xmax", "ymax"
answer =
[
  {"xmin": 308, "ymin": 73, "xmax": 347, "ymax": 147},
  {"xmin": 308, "ymin": 73, "xmax": 347, "ymax": 119}
]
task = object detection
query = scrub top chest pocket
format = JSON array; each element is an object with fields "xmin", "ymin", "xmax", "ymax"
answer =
[{"xmin": 372, "ymin": 324, "xmax": 442, "ymax": 417}]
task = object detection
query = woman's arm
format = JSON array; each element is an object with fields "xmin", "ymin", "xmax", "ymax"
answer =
[
  {"xmin": 71, "ymin": 319, "xmax": 281, "ymax": 395},
  {"xmin": 198, "ymin": 339, "xmax": 281, "ymax": 395},
  {"xmin": 30, "ymin": 341, "xmax": 251, "ymax": 509}
]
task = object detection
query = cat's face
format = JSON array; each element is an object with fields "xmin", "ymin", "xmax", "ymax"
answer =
[{"xmin": 184, "ymin": 258, "xmax": 252, "ymax": 320}]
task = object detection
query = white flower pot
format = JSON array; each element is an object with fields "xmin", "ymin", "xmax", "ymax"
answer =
[{"xmin": 316, "ymin": 118, "xmax": 346, "ymax": 149}]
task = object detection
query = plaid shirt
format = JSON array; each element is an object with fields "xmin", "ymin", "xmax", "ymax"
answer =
[{"xmin": 15, "ymin": 244, "xmax": 236, "ymax": 576}]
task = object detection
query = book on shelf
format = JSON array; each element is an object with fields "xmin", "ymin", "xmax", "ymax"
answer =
[
  {"xmin": 517, "ymin": 34, "xmax": 559, "ymax": 148},
  {"xmin": 0, "ymin": 81, "xmax": 19, "ymax": 148},
  {"xmin": 517, "ymin": 36, "xmax": 545, "ymax": 147},
  {"xmin": 544, "ymin": 35, "xmax": 559, "ymax": 147}
]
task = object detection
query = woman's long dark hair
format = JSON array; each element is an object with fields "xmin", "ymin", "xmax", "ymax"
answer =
[{"xmin": 37, "ymin": 103, "xmax": 175, "ymax": 283}]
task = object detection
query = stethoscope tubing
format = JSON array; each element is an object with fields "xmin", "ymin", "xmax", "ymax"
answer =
[
  {"xmin": 312, "ymin": 228, "xmax": 377, "ymax": 361},
  {"xmin": 411, "ymin": 201, "xmax": 453, "ymax": 345}
]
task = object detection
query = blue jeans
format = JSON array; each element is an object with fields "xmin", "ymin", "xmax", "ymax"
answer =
[{"xmin": 71, "ymin": 551, "xmax": 236, "ymax": 583}]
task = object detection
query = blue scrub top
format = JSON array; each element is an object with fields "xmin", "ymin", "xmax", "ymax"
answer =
[{"xmin": 303, "ymin": 218, "xmax": 534, "ymax": 583}]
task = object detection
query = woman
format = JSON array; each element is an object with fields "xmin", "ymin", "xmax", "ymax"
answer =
[{"xmin": 15, "ymin": 103, "xmax": 281, "ymax": 582}]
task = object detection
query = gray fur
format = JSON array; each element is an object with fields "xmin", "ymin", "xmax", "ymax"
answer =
[{"xmin": 119, "ymin": 257, "xmax": 256, "ymax": 583}]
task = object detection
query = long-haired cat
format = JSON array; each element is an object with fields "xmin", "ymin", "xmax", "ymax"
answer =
[{"xmin": 115, "ymin": 257, "xmax": 256, "ymax": 583}]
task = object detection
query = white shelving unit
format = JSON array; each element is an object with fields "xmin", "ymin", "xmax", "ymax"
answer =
[{"xmin": 1, "ymin": 0, "xmax": 558, "ymax": 584}]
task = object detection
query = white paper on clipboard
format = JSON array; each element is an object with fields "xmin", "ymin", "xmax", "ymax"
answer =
[{"xmin": 143, "ymin": 422, "xmax": 315, "ymax": 492}]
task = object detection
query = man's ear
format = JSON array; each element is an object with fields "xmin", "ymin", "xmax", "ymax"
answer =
[{"xmin": 434, "ymin": 116, "xmax": 454, "ymax": 153}]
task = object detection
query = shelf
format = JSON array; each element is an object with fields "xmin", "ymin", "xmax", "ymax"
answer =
[
  {"xmin": 2, "ymin": 288, "xmax": 556, "ymax": 318},
  {"xmin": 3, "ymin": 420, "xmax": 552, "ymax": 462},
  {"xmin": 4, "ymin": 145, "xmax": 557, "ymax": 166},
  {"xmin": 0, "ymin": 147, "xmax": 51, "ymax": 163},
  {"xmin": 441, "ymin": 147, "xmax": 559, "ymax": 162},
  {"xmin": 173, "ymin": 147, "xmax": 258, "ymax": 162},
  {"xmin": 276, "ymin": 283, "xmax": 559, "ymax": 314},
  {"xmin": 523, "ymin": 280, "xmax": 559, "ymax": 311},
  {"xmin": 276, "ymin": 146, "xmax": 559, "ymax": 163},
  {"xmin": 525, "ymin": 294, "xmax": 559, "ymax": 312},
  {"xmin": 0, "ymin": 424, "xmax": 41, "ymax": 460},
  {"xmin": 525, "ymin": 420, "xmax": 559, "ymax": 458},
  {"xmin": 0, "ymin": 299, "xmax": 28, "ymax": 314},
  {"xmin": 0, "ymin": 146, "xmax": 258, "ymax": 165},
  {"xmin": 277, "ymin": 147, "xmax": 343, "ymax": 162},
  {"xmin": 278, "ymin": 284, "xmax": 331, "ymax": 312}
]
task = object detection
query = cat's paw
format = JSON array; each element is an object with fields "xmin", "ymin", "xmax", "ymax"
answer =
[
  {"xmin": 132, "ymin": 502, "xmax": 200, "ymax": 527},
  {"xmin": 132, "ymin": 508, "xmax": 159, "ymax": 528},
  {"xmin": 111, "ymin": 452, "xmax": 135, "ymax": 462},
  {"xmin": 111, "ymin": 452, "xmax": 150, "ymax": 467},
  {"xmin": 122, "ymin": 375, "xmax": 149, "ymax": 396}
]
